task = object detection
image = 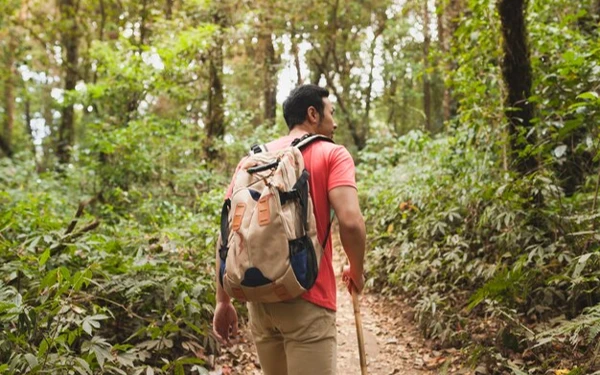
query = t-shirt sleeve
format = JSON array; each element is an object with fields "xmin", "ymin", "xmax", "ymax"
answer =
[{"xmin": 327, "ymin": 146, "xmax": 357, "ymax": 192}]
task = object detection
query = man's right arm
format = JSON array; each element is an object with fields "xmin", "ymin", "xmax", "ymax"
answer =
[
  {"xmin": 329, "ymin": 186, "xmax": 366, "ymax": 293},
  {"xmin": 213, "ymin": 160, "xmax": 244, "ymax": 343},
  {"xmin": 213, "ymin": 239, "xmax": 238, "ymax": 343}
]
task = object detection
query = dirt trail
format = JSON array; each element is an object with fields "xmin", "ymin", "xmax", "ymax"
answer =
[
  {"xmin": 213, "ymin": 231, "xmax": 443, "ymax": 374},
  {"xmin": 332, "ymin": 232, "xmax": 436, "ymax": 375}
]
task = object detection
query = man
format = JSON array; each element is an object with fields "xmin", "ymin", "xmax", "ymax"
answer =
[{"xmin": 213, "ymin": 84, "xmax": 366, "ymax": 375}]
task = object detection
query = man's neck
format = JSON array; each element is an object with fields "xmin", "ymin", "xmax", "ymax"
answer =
[{"xmin": 288, "ymin": 123, "xmax": 314, "ymax": 137}]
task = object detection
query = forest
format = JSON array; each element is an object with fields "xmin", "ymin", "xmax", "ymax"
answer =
[{"xmin": 0, "ymin": 0, "xmax": 599, "ymax": 374}]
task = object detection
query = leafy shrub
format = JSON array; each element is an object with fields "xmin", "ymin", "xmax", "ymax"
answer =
[
  {"xmin": 0, "ymin": 159, "xmax": 224, "ymax": 374},
  {"xmin": 358, "ymin": 130, "xmax": 600, "ymax": 371}
]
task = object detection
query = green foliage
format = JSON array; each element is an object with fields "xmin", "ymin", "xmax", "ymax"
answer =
[
  {"xmin": 359, "ymin": 128, "xmax": 599, "ymax": 370},
  {"xmin": 1, "ymin": 0, "xmax": 600, "ymax": 373},
  {"xmin": 0, "ymin": 158, "xmax": 223, "ymax": 374},
  {"xmin": 357, "ymin": 0, "xmax": 600, "ymax": 370}
]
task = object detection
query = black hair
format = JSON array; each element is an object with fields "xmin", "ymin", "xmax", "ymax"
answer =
[{"xmin": 282, "ymin": 84, "xmax": 329, "ymax": 130}]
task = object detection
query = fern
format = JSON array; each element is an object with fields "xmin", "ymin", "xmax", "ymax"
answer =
[
  {"xmin": 587, "ymin": 320, "xmax": 600, "ymax": 343},
  {"xmin": 467, "ymin": 259, "xmax": 528, "ymax": 312},
  {"xmin": 535, "ymin": 303, "xmax": 600, "ymax": 348}
]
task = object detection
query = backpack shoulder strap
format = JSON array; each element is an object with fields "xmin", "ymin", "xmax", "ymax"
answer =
[
  {"xmin": 249, "ymin": 143, "xmax": 269, "ymax": 155},
  {"xmin": 291, "ymin": 134, "xmax": 334, "ymax": 150}
]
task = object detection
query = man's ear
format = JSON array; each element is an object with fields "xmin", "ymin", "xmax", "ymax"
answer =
[{"xmin": 307, "ymin": 106, "xmax": 319, "ymax": 124}]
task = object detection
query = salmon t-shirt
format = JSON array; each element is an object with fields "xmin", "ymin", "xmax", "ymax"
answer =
[{"xmin": 225, "ymin": 134, "xmax": 357, "ymax": 311}]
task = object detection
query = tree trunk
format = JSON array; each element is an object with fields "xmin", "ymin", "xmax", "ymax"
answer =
[
  {"xmin": 423, "ymin": 1, "xmax": 432, "ymax": 132},
  {"xmin": 139, "ymin": 0, "xmax": 149, "ymax": 48},
  {"xmin": 401, "ymin": 76, "xmax": 410, "ymax": 134},
  {"xmin": 92, "ymin": 0, "xmax": 106, "ymax": 88},
  {"xmin": 205, "ymin": 12, "xmax": 225, "ymax": 161},
  {"xmin": 386, "ymin": 77, "xmax": 398, "ymax": 134},
  {"xmin": 259, "ymin": 24, "xmax": 277, "ymax": 125},
  {"xmin": 24, "ymin": 96, "xmax": 42, "ymax": 172},
  {"xmin": 437, "ymin": 0, "xmax": 451, "ymax": 123},
  {"xmin": 498, "ymin": 0, "xmax": 538, "ymax": 175},
  {"xmin": 363, "ymin": 27, "xmax": 383, "ymax": 140},
  {"xmin": 310, "ymin": 61, "xmax": 322, "ymax": 84},
  {"xmin": 165, "ymin": 0, "xmax": 174, "ymax": 20},
  {"xmin": 446, "ymin": 0, "xmax": 463, "ymax": 118},
  {"xmin": 291, "ymin": 23, "xmax": 303, "ymax": 85},
  {"xmin": 1, "ymin": 29, "xmax": 16, "ymax": 157},
  {"xmin": 57, "ymin": 0, "xmax": 79, "ymax": 164}
]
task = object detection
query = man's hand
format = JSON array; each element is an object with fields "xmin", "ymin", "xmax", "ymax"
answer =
[
  {"xmin": 342, "ymin": 265, "xmax": 365, "ymax": 295},
  {"xmin": 213, "ymin": 301, "xmax": 238, "ymax": 344}
]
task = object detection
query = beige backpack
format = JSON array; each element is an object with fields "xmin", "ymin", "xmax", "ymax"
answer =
[{"xmin": 218, "ymin": 134, "xmax": 333, "ymax": 303}]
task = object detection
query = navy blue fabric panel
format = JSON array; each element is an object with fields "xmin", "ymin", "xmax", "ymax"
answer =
[
  {"xmin": 241, "ymin": 267, "xmax": 272, "ymax": 287},
  {"xmin": 290, "ymin": 248, "xmax": 308, "ymax": 288},
  {"xmin": 248, "ymin": 189, "xmax": 261, "ymax": 202},
  {"xmin": 289, "ymin": 236, "xmax": 318, "ymax": 290}
]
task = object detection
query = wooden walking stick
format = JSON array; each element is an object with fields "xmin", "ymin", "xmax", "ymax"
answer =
[{"xmin": 351, "ymin": 288, "xmax": 368, "ymax": 375}]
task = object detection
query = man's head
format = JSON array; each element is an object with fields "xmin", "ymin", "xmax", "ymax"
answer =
[{"xmin": 282, "ymin": 84, "xmax": 337, "ymax": 138}]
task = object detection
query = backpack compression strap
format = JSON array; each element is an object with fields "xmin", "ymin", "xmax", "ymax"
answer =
[
  {"xmin": 217, "ymin": 199, "xmax": 231, "ymax": 287},
  {"xmin": 291, "ymin": 133, "xmax": 334, "ymax": 149},
  {"xmin": 290, "ymin": 134, "xmax": 335, "ymax": 250},
  {"xmin": 249, "ymin": 134, "xmax": 331, "ymax": 155},
  {"xmin": 289, "ymin": 170, "xmax": 333, "ymax": 251},
  {"xmin": 249, "ymin": 143, "xmax": 268, "ymax": 155}
]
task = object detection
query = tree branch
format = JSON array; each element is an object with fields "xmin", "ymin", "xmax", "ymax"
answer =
[{"xmin": 311, "ymin": 57, "xmax": 363, "ymax": 148}]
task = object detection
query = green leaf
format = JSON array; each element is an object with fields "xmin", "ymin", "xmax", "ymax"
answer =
[
  {"xmin": 72, "ymin": 271, "xmax": 85, "ymax": 291},
  {"xmin": 82, "ymin": 314, "xmax": 109, "ymax": 335},
  {"xmin": 74, "ymin": 358, "xmax": 92, "ymax": 375},
  {"xmin": 175, "ymin": 357, "xmax": 205, "ymax": 366},
  {"xmin": 115, "ymin": 352, "xmax": 137, "ymax": 368},
  {"xmin": 39, "ymin": 248, "xmax": 50, "ymax": 267},
  {"xmin": 93, "ymin": 345, "xmax": 112, "ymax": 368},
  {"xmin": 82, "ymin": 320, "xmax": 93, "ymax": 336},
  {"xmin": 58, "ymin": 266, "xmax": 71, "ymax": 283},
  {"xmin": 40, "ymin": 269, "xmax": 59, "ymax": 289},
  {"xmin": 38, "ymin": 339, "xmax": 49, "ymax": 358},
  {"xmin": 577, "ymin": 91, "xmax": 599, "ymax": 101},
  {"xmin": 28, "ymin": 236, "xmax": 41, "ymax": 251},
  {"xmin": 572, "ymin": 253, "xmax": 593, "ymax": 279},
  {"xmin": 24, "ymin": 353, "xmax": 38, "ymax": 369},
  {"xmin": 82, "ymin": 337, "xmax": 113, "ymax": 369}
]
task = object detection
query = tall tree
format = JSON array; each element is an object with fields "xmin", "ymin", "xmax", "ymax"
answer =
[
  {"xmin": 498, "ymin": 0, "xmax": 538, "ymax": 175},
  {"xmin": 257, "ymin": 15, "xmax": 278, "ymax": 125},
  {"xmin": 1, "ymin": 27, "xmax": 16, "ymax": 157},
  {"xmin": 290, "ymin": 21, "xmax": 303, "ymax": 85},
  {"xmin": 446, "ymin": 0, "xmax": 463, "ymax": 119},
  {"xmin": 205, "ymin": 8, "xmax": 225, "ymax": 161},
  {"xmin": 57, "ymin": 0, "xmax": 79, "ymax": 164},
  {"xmin": 165, "ymin": 0, "xmax": 175, "ymax": 20},
  {"xmin": 437, "ymin": 0, "xmax": 451, "ymax": 123},
  {"xmin": 422, "ymin": 0, "xmax": 432, "ymax": 132},
  {"xmin": 363, "ymin": 22, "xmax": 385, "ymax": 140},
  {"xmin": 139, "ymin": 0, "xmax": 150, "ymax": 49},
  {"xmin": 305, "ymin": 0, "xmax": 390, "ymax": 150}
]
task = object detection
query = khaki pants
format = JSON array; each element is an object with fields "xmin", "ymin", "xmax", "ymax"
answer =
[{"xmin": 247, "ymin": 298, "xmax": 337, "ymax": 375}]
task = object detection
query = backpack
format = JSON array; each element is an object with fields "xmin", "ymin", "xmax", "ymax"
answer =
[{"xmin": 218, "ymin": 134, "xmax": 333, "ymax": 303}]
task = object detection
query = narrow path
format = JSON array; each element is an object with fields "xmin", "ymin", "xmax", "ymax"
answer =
[
  {"xmin": 213, "ymin": 230, "xmax": 445, "ymax": 374},
  {"xmin": 332, "ymin": 231, "xmax": 436, "ymax": 375}
]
